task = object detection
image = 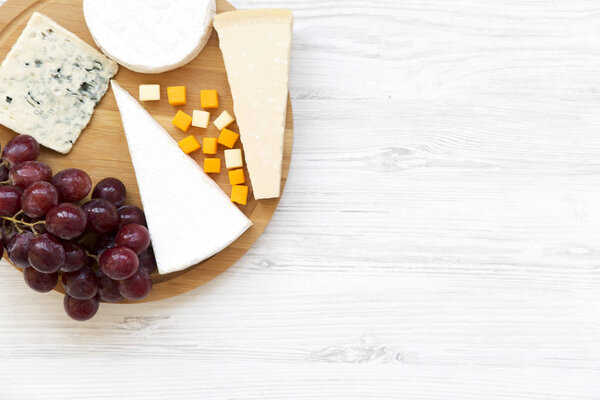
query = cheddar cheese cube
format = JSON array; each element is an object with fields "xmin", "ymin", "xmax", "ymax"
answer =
[
  {"xmin": 202, "ymin": 137, "xmax": 218, "ymax": 154},
  {"xmin": 139, "ymin": 84, "xmax": 160, "ymax": 101},
  {"xmin": 218, "ymin": 128, "xmax": 239, "ymax": 148},
  {"xmin": 167, "ymin": 86, "xmax": 186, "ymax": 106},
  {"xmin": 214, "ymin": 110, "xmax": 235, "ymax": 130},
  {"xmin": 200, "ymin": 90, "xmax": 219, "ymax": 109},
  {"xmin": 204, "ymin": 158, "xmax": 221, "ymax": 174},
  {"xmin": 231, "ymin": 185, "xmax": 249, "ymax": 205},
  {"xmin": 224, "ymin": 149, "xmax": 243, "ymax": 169},
  {"xmin": 178, "ymin": 135, "xmax": 201, "ymax": 154},
  {"xmin": 192, "ymin": 110, "xmax": 210, "ymax": 128},
  {"xmin": 228, "ymin": 169, "xmax": 245, "ymax": 185},
  {"xmin": 172, "ymin": 110, "xmax": 192, "ymax": 132}
]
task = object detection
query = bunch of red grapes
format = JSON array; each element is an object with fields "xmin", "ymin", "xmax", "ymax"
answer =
[{"xmin": 0, "ymin": 135, "xmax": 157, "ymax": 321}]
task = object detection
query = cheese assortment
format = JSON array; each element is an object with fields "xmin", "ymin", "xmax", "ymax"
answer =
[
  {"xmin": 111, "ymin": 81, "xmax": 251, "ymax": 274},
  {"xmin": 0, "ymin": 12, "xmax": 118, "ymax": 154},
  {"xmin": 214, "ymin": 10, "xmax": 293, "ymax": 199},
  {"xmin": 0, "ymin": 2, "xmax": 293, "ymax": 320},
  {"xmin": 83, "ymin": 0, "xmax": 216, "ymax": 73}
]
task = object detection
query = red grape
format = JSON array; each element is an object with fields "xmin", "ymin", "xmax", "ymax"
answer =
[
  {"xmin": 98, "ymin": 273, "xmax": 123, "ymax": 303},
  {"xmin": 138, "ymin": 247, "xmax": 157, "ymax": 274},
  {"xmin": 9, "ymin": 161, "xmax": 52, "ymax": 189},
  {"xmin": 1, "ymin": 223, "xmax": 17, "ymax": 248},
  {"xmin": 21, "ymin": 181, "xmax": 59, "ymax": 218},
  {"xmin": 62, "ymin": 265, "xmax": 98, "ymax": 300},
  {"xmin": 0, "ymin": 185, "xmax": 22, "ymax": 216},
  {"xmin": 83, "ymin": 199, "xmax": 120, "ymax": 234},
  {"xmin": 61, "ymin": 241, "xmax": 87, "ymax": 272},
  {"xmin": 28, "ymin": 233, "xmax": 66, "ymax": 273},
  {"xmin": 0, "ymin": 164, "xmax": 8, "ymax": 181},
  {"xmin": 118, "ymin": 268, "xmax": 152, "ymax": 300},
  {"xmin": 92, "ymin": 234, "xmax": 115, "ymax": 256},
  {"xmin": 24, "ymin": 268, "xmax": 58, "ymax": 293},
  {"xmin": 7, "ymin": 231, "xmax": 34, "ymax": 268},
  {"xmin": 117, "ymin": 205, "xmax": 146, "ymax": 229},
  {"xmin": 115, "ymin": 223, "xmax": 150, "ymax": 254},
  {"xmin": 99, "ymin": 246, "xmax": 139, "ymax": 280},
  {"xmin": 45, "ymin": 203, "xmax": 87, "ymax": 240},
  {"xmin": 64, "ymin": 294, "xmax": 99, "ymax": 321},
  {"xmin": 92, "ymin": 177, "xmax": 126, "ymax": 207},
  {"xmin": 2, "ymin": 135, "xmax": 39, "ymax": 166},
  {"xmin": 0, "ymin": 240, "xmax": 3, "ymax": 259},
  {"xmin": 51, "ymin": 168, "xmax": 92, "ymax": 203}
]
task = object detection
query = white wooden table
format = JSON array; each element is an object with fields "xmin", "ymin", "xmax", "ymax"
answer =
[{"xmin": 2, "ymin": 0, "xmax": 600, "ymax": 398}]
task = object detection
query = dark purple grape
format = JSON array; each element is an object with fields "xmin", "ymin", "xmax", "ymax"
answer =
[
  {"xmin": 64, "ymin": 294, "xmax": 99, "ymax": 321},
  {"xmin": 45, "ymin": 203, "xmax": 87, "ymax": 240},
  {"xmin": 1, "ymin": 223, "xmax": 17, "ymax": 248},
  {"xmin": 83, "ymin": 199, "xmax": 120, "ymax": 234},
  {"xmin": 61, "ymin": 241, "xmax": 87, "ymax": 272},
  {"xmin": 62, "ymin": 266, "xmax": 98, "ymax": 300},
  {"xmin": 138, "ymin": 247, "xmax": 157, "ymax": 274},
  {"xmin": 0, "ymin": 185, "xmax": 22, "ymax": 216},
  {"xmin": 98, "ymin": 273, "xmax": 123, "ymax": 303},
  {"xmin": 51, "ymin": 168, "xmax": 92, "ymax": 203},
  {"xmin": 0, "ymin": 164, "xmax": 9, "ymax": 181},
  {"xmin": 24, "ymin": 268, "xmax": 58, "ymax": 293},
  {"xmin": 115, "ymin": 223, "xmax": 150, "ymax": 254},
  {"xmin": 2, "ymin": 135, "xmax": 39, "ymax": 166},
  {"xmin": 28, "ymin": 233, "xmax": 65, "ymax": 273},
  {"xmin": 99, "ymin": 246, "xmax": 139, "ymax": 280},
  {"xmin": 118, "ymin": 268, "xmax": 152, "ymax": 301},
  {"xmin": 9, "ymin": 161, "xmax": 52, "ymax": 189},
  {"xmin": 117, "ymin": 205, "xmax": 146, "ymax": 229},
  {"xmin": 7, "ymin": 231, "xmax": 33, "ymax": 268},
  {"xmin": 92, "ymin": 177, "xmax": 126, "ymax": 207},
  {"xmin": 92, "ymin": 234, "xmax": 115, "ymax": 256},
  {"xmin": 21, "ymin": 181, "xmax": 59, "ymax": 218}
]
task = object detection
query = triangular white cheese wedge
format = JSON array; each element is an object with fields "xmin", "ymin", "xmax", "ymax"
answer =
[
  {"xmin": 111, "ymin": 81, "xmax": 252, "ymax": 275},
  {"xmin": 214, "ymin": 9, "xmax": 293, "ymax": 200}
]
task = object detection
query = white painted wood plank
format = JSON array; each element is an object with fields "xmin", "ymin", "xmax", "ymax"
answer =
[{"xmin": 2, "ymin": 0, "xmax": 600, "ymax": 399}]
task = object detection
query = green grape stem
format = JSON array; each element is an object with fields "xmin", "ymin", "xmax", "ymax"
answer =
[{"xmin": 0, "ymin": 215, "xmax": 45, "ymax": 229}]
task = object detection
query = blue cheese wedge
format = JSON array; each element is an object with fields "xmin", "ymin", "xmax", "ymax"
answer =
[
  {"xmin": 111, "ymin": 81, "xmax": 252, "ymax": 274},
  {"xmin": 0, "ymin": 12, "xmax": 118, "ymax": 154}
]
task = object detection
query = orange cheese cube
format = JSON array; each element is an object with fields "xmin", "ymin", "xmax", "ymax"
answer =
[
  {"xmin": 204, "ymin": 158, "xmax": 221, "ymax": 174},
  {"xmin": 200, "ymin": 90, "xmax": 219, "ymax": 109},
  {"xmin": 172, "ymin": 110, "xmax": 192, "ymax": 132},
  {"xmin": 231, "ymin": 185, "xmax": 249, "ymax": 205},
  {"xmin": 178, "ymin": 135, "xmax": 201, "ymax": 154},
  {"xmin": 228, "ymin": 169, "xmax": 245, "ymax": 185},
  {"xmin": 202, "ymin": 137, "xmax": 218, "ymax": 154},
  {"xmin": 167, "ymin": 86, "xmax": 186, "ymax": 106},
  {"xmin": 218, "ymin": 128, "xmax": 240, "ymax": 148}
]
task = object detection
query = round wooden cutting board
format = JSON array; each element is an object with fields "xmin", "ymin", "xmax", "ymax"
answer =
[{"xmin": 0, "ymin": 0, "xmax": 293, "ymax": 302}]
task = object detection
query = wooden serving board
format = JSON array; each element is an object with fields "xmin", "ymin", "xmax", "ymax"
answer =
[{"xmin": 0, "ymin": 0, "xmax": 293, "ymax": 302}]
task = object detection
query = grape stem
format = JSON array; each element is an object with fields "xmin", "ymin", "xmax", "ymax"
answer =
[
  {"xmin": 85, "ymin": 251, "xmax": 99, "ymax": 262},
  {"xmin": 0, "ymin": 180, "xmax": 10, "ymax": 185},
  {"xmin": 0, "ymin": 215, "xmax": 45, "ymax": 229}
]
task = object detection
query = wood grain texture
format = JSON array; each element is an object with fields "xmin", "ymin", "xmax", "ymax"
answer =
[
  {"xmin": 2, "ymin": 0, "xmax": 600, "ymax": 399},
  {"xmin": 0, "ymin": 0, "xmax": 293, "ymax": 301}
]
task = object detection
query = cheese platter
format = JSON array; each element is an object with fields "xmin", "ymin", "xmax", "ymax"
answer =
[{"xmin": 0, "ymin": 0, "xmax": 294, "ymax": 318}]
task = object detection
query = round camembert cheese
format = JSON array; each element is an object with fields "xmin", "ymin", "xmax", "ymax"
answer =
[{"xmin": 83, "ymin": 0, "xmax": 216, "ymax": 73}]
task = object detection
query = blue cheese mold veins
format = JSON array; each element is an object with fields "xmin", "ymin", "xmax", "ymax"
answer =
[{"xmin": 0, "ymin": 12, "xmax": 118, "ymax": 154}]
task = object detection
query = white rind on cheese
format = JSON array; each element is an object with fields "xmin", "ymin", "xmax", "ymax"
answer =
[
  {"xmin": 214, "ymin": 9, "xmax": 293, "ymax": 200},
  {"xmin": 111, "ymin": 81, "xmax": 252, "ymax": 275},
  {"xmin": 84, "ymin": 0, "xmax": 216, "ymax": 74},
  {"xmin": 0, "ymin": 12, "xmax": 118, "ymax": 154}
]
